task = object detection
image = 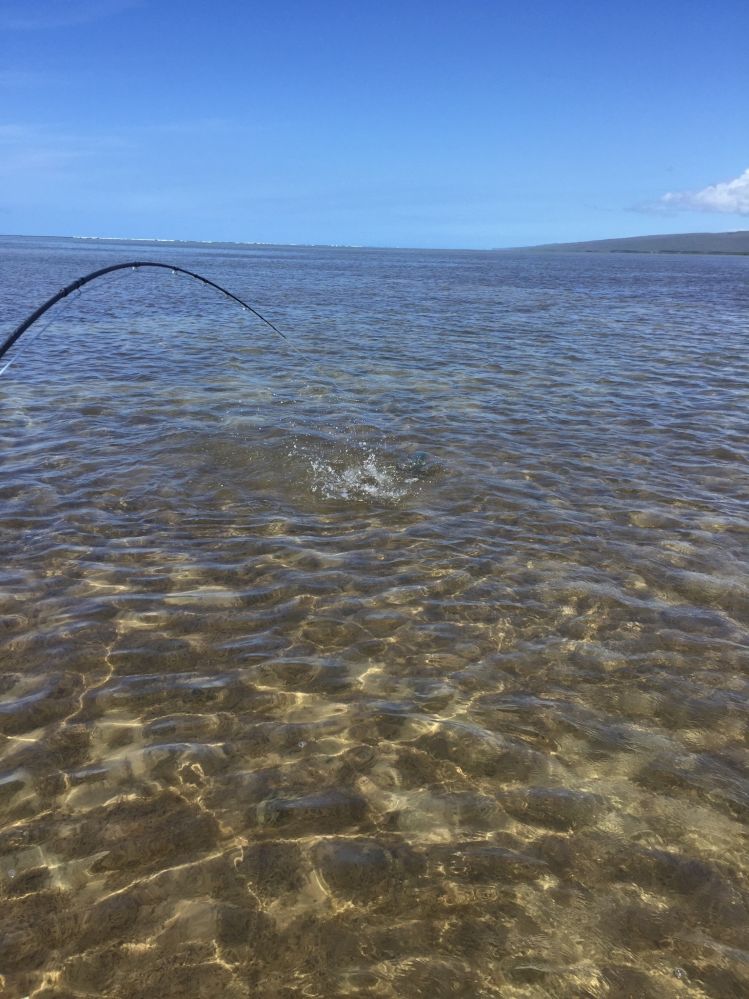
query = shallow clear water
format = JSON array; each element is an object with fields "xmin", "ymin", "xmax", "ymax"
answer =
[{"xmin": 1, "ymin": 235, "xmax": 748, "ymax": 998}]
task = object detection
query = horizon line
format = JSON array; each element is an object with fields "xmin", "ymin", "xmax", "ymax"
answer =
[{"xmin": 2, "ymin": 229, "xmax": 748, "ymax": 254}]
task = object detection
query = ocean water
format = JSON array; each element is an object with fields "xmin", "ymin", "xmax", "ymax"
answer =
[{"xmin": 0, "ymin": 235, "xmax": 748, "ymax": 998}]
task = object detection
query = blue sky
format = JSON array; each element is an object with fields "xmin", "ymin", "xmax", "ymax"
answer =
[{"xmin": 2, "ymin": 0, "xmax": 748, "ymax": 248}]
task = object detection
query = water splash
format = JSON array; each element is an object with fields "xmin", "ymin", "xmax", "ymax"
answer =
[
  {"xmin": 309, "ymin": 449, "xmax": 416, "ymax": 501},
  {"xmin": 301, "ymin": 443, "xmax": 441, "ymax": 502}
]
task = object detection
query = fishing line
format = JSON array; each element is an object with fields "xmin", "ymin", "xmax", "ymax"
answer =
[
  {"xmin": 0, "ymin": 260, "xmax": 293, "ymax": 371},
  {"xmin": 0, "ymin": 286, "xmax": 94, "ymax": 376},
  {"xmin": 3, "ymin": 303, "xmax": 62, "ymax": 376}
]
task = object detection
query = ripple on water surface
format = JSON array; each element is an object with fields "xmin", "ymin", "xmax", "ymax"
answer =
[{"xmin": 0, "ymin": 239, "xmax": 748, "ymax": 998}]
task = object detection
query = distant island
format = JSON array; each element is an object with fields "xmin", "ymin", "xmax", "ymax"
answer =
[{"xmin": 512, "ymin": 230, "xmax": 749, "ymax": 255}]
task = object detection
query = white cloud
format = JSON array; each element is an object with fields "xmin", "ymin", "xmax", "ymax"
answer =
[{"xmin": 661, "ymin": 168, "xmax": 749, "ymax": 216}]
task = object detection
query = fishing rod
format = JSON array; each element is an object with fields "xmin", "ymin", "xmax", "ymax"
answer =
[{"xmin": 0, "ymin": 260, "xmax": 291, "ymax": 367}]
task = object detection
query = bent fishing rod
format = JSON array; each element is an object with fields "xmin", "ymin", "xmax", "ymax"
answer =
[{"xmin": 0, "ymin": 260, "xmax": 291, "ymax": 365}]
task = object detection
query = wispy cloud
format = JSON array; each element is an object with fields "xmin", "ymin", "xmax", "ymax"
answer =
[
  {"xmin": 0, "ymin": 118, "xmax": 236, "ymax": 182},
  {"xmin": 0, "ymin": 69, "xmax": 51, "ymax": 88},
  {"xmin": 660, "ymin": 168, "xmax": 749, "ymax": 216},
  {"xmin": 0, "ymin": 0, "xmax": 140, "ymax": 30},
  {"xmin": 0, "ymin": 123, "xmax": 128, "ymax": 178}
]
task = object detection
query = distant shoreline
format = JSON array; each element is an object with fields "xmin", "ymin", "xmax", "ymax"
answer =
[
  {"xmin": 512, "ymin": 248, "xmax": 749, "ymax": 256},
  {"xmin": 2, "ymin": 230, "xmax": 748, "ymax": 256},
  {"xmin": 507, "ymin": 229, "xmax": 749, "ymax": 256}
]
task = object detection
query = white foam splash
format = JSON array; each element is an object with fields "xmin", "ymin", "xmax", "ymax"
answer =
[{"xmin": 309, "ymin": 450, "xmax": 418, "ymax": 501}]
